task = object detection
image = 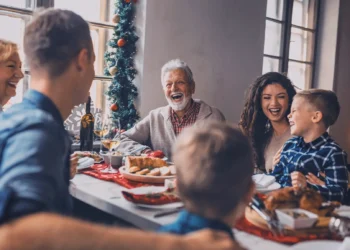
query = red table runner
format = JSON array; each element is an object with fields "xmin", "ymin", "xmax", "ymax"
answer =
[
  {"xmin": 81, "ymin": 163, "xmax": 162, "ymax": 189},
  {"xmin": 235, "ymin": 217, "xmax": 340, "ymax": 245}
]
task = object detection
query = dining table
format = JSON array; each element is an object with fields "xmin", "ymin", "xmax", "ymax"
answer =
[{"xmin": 70, "ymin": 173, "xmax": 309, "ymax": 250}]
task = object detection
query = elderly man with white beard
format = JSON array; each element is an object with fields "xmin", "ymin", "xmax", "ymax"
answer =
[{"xmin": 118, "ymin": 59, "xmax": 225, "ymax": 159}]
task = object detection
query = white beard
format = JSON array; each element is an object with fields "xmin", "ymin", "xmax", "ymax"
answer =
[{"xmin": 166, "ymin": 92, "xmax": 191, "ymax": 111}]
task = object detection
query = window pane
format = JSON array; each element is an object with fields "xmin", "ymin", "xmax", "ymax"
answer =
[
  {"xmin": 54, "ymin": 0, "xmax": 111, "ymax": 22},
  {"xmin": 262, "ymin": 57, "xmax": 280, "ymax": 73},
  {"xmin": 264, "ymin": 20, "xmax": 282, "ymax": 56},
  {"xmin": 90, "ymin": 28, "xmax": 113, "ymax": 76},
  {"xmin": 292, "ymin": 0, "xmax": 316, "ymax": 29},
  {"xmin": 288, "ymin": 61, "xmax": 312, "ymax": 90},
  {"xmin": 289, "ymin": 28, "xmax": 314, "ymax": 62},
  {"xmin": 0, "ymin": 0, "xmax": 34, "ymax": 9},
  {"xmin": 266, "ymin": 0, "xmax": 284, "ymax": 20},
  {"xmin": 65, "ymin": 80, "xmax": 110, "ymax": 131}
]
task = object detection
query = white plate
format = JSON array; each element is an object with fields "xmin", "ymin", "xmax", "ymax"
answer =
[
  {"xmin": 256, "ymin": 182, "xmax": 281, "ymax": 193},
  {"xmin": 119, "ymin": 166, "xmax": 176, "ymax": 184},
  {"xmin": 291, "ymin": 240, "xmax": 341, "ymax": 250}
]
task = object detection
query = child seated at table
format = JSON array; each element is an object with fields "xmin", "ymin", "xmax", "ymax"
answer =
[
  {"xmin": 272, "ymin": 89, "xmax": 349, "ymax": 202},
  {"xmin": 158, "ymin": 121, "xmax": 255, "ymax": 241}
]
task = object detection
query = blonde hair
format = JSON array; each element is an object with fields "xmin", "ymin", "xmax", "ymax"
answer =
[{"xmin": 0, "ymin": 39, "xmax": 18, "ymax": 62}]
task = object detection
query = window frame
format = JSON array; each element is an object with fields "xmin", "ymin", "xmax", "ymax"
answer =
[
  {"xmin": 0, "ymin": 0, "xmax": 113, "ymax": 110},
  {"xmin": 263, "ymin": 0, "xmax": 321, "ymax": 89}
]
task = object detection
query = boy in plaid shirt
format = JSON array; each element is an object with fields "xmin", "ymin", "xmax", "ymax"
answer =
[{"xmin": 272, "ymin": 89, "xmax": 349, "ymax": 202}]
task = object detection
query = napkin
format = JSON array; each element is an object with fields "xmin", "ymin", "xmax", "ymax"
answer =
[
  {"xmin": 253, "ymin": 174, "xmax": 276, "ymax": 188},
  {"xmin": 338, "ymin": 237, "xmax": 350, "ymax": 250},
  {"xmin": 77, "ymin": 157, "xmax": 94, "ymax": 170}
]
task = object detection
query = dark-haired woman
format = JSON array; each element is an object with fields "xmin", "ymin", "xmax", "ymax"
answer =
[{"xmin": 239, "ymin": 72, "xmax": 296, "ymax": 173}]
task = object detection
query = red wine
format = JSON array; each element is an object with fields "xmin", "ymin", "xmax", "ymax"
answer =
[{"xmin": 80, "ymin": 96, "xmax": 94, "ymax": 151}]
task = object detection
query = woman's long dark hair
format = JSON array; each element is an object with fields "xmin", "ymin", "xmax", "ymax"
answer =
[{"xmin": 239, "ymin": 72, "xmax": 296, "ymax": 171}]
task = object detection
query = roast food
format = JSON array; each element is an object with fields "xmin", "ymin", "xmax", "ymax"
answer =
[
  {"xmin": 125, "ymin": 156, "xmax": 168, "ymax": 169},
  {"xmin": 264, "ymin": 187, "xmax": 340, "ymax": 216}
]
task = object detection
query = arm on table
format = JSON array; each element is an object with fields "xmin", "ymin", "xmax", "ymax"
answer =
[
  {"xmin": 118, "ymin": 115, "xmax": 152, "ymax": 155},
  {"xmin": 1, "ymin": 124, "xmax": 68, "ymax": 221},
  {"xmin": 0, "ymin": 213, "xmax": 239, "ymax": 250}
]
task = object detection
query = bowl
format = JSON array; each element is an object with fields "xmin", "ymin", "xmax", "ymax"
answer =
[
  {"xmin": 100, "ymin": 151, "xmax": 123, "ymax": 167},
  {"xmin": 276, "ymin": 208, "xmax": 318, "ymax": 229}
]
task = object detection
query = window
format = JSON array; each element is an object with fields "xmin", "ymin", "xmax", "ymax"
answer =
[
  {"xmin": 263, "ymin": 0, "xmax": 319, "ymax": 90},
  {"xmin": 0, "ymin": 0, "xmax": 113, "ymax": 115}
]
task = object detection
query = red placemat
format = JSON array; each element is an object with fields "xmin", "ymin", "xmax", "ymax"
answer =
[
  {"xmin": 81, "ymin": 163, "xmax": 162, "ymax": 189},
  {"xmin": 234, "ymin": 216, "xmax": 340, "ymax": 245}
]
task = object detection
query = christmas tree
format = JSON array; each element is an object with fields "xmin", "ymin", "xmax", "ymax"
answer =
[{"xmin": 104, "ymin": 0, "xmax": 139, "ymax": 129}]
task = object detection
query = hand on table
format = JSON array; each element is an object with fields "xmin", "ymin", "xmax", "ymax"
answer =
[
  {"xmin": 183, "ymin": 229, "xmax": 242, "ymax": 250},
  {"xmin": 291, "ymin": 171, "xmax": 307, "ymax": 190},
  {"xmin": 70, "ymin": 153, "xmax": 78, "ymax": 179},
  {"xmin": 306, "ymin": 172, "xmax": 326, "ymax": 186}
]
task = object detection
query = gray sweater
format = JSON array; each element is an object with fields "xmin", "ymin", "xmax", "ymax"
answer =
[{"xmin": 118, "ymin": 100, "xmax": 225, "ymax": 159}]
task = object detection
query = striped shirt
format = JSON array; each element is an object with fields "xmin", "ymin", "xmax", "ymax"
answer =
[
  {"xmin": 272, "ymin": 132, "xmax": 349, "ymax": 202},
  {"xmin": 170, "ymin": 100, "xmax": 201, "ymax": 136}
]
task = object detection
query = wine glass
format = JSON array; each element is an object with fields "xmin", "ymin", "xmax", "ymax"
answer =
[
  {"xmin": 100, "ymin": 116, "xmax": 120, "ymax": 173},
  {"xmin": 93, "ymin": 113, "xmax": 105, "ymax": 154}
]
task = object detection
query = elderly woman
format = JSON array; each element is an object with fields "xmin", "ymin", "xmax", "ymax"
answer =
[
  {"xmin": 239, "ymin": 72, "xmax": 296, "ymax": 173},
  {"xmin": 118, "ymin": 59, "xmax": 225, "ymax": 159},
  {"xmin": 0, "ymin": 39, "xmax": 24, "ymax": 111},
  {"xmin": 0, "ymin": 39, "xmax": 79, "ymax": 178}
]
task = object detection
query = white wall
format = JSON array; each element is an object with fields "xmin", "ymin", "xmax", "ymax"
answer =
[{"xmin": 136, "ymin": 0, "xmax": 267, "ymax": 122}]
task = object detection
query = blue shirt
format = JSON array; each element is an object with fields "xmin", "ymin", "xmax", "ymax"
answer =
[
  {"xmin": 272, "ymin": 132, "xmax": 348, "ymax": 202},
  {"xmin": 158, "ymin": 210, "xmax": 235, "ymax": 239},
  {"xmin": 0, "ymin": 90, "xmax": 72, "ymax": 223}
]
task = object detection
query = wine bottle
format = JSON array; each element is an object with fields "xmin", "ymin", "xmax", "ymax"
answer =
[{"xmin": 80, "ymin": 96, "xmax": 95, "ymax": 151}]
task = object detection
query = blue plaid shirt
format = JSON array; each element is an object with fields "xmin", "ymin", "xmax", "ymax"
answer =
[
  {"xmin": 158, "ymin": 210, "xmax": 234, "ymax": 239},
  {"xmin": 272, "ymin": 132, "xmax": 348, "ymax": 202}
]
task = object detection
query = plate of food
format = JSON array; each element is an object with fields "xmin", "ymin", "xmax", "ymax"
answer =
[
  {"xmin": 75, "ymin": 151, "xmax": 103, "ymax": 164},
  {"xmin": 121, "ymin": 186, "xmax": 182, "ymax": 208},
  {"xmin": 119, "ymin": 156, "xmax": 176, "ymax": 184}
]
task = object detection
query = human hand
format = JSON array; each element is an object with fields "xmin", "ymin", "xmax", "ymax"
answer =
[
  {"xmin": 70, "ymin": 153, "xmax": 78, "ymax": 179},
  {"xmin": 182, "ymin": 229, "xmax": 241, "ymax": 250},
  {"xmin": 272, "ymin": 147, "xmax": 283, "ymax": 166},
  {"xmin": 306, "ymin": 172, "xmax": 325, "ymax": 186},
  {"xmin": 291, "ymin": 171, "xmax": 307, "ymax": 189}
]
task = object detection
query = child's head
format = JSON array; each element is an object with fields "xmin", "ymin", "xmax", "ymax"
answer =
[
  {"xmin": 288, "ymin": 89, "xmax": 340, "ymax": 137},
  {"xmin": 172, "ymin": 121, "xmax": 254, "ymax": 224}
]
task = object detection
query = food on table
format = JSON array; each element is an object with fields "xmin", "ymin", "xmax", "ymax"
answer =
[
  {"xmin": 75, "ymin": 151, "xmax": 103, "ymax": 163},
  {"xmin": 124, "ymin": 156, "xmax": 176, "ymax": 177},
  {"xmin": 147, "ymin": 150, "xmax": 165, "ymax": 158},
  {"xmin": 111, "ymin": 151, "xmax": 123, "ymax": 156},
  {"xmin": 284, "ymin": 210, "xmax": 309, "ymax": 219},
  {"xmin": 129, "ymin": 166, "xmax": 141, "ymax": 173},
  {"xmin": 125, "ymin": 156, "xmax": 167, "ymax": 169},
  {"xmin": 264, "ymin": 187, "xmax": 325, "ymax": 215},
  {"xmin": 122, "ymin": 190, "xmax": 181, "ymax": 205}
]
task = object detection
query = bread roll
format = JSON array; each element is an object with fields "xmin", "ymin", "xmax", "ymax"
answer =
[
  {"xmin": 129, "ymin": 166, "xmax": 141, "ymax": 173},
  {"xmin": 160, "ymin": 166, "xmax": 170, "ymax": 176},
  {"xmin": 125, "ymin": 156, "xmax": 167, "ymax": 169},
  {"xmin": 136, "ymin": 169, "xmax": 150, "ymax": 175},
  {"xmin": 147, "ymin": 168, "xmax": 161, "ymax": 176},
  {"xmin": 169, "ymin": 165, "xmax": 176, "ymax": 175}
]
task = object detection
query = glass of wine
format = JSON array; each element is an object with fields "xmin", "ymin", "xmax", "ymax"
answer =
[
  {"xmin": 93, "ymin": 113, "xmax": 106, "ymax": 154},
  {"xmin": 100, "ymin": 115, "xmax": 120, "ymax": 173}
]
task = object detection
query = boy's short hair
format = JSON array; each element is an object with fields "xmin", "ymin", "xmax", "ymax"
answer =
[
  {"xmin": 24, "ymin": 8, "xmax": 92, "ymax": 78},
  {"xmin": 173, "ymin": 121, "xmax": 254, "ymax": 218},
  {"xmin": 295, "ymin": 89, "xmax": 340, "ymax": 128}
]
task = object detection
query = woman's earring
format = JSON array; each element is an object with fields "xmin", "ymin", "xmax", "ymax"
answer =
[{"xmin": 265, "ymin": 120, "xmax": 271, "ymax": 133}]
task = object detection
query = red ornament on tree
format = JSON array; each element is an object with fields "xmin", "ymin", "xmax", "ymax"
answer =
[
  {"xmin": 110, "ymin": 103, "xmax": 119, "ymax": 112},
  {"xmin": 117, "ymin": 38, "xmax": 126, "ymax": 47},
  {"xmin": 125, "ymin": 0, "xmax": 131, "ymax": 3}
]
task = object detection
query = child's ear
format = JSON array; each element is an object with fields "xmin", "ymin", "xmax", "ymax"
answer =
[{"xmin": 312, "ymin": 111, "xmax": 323, "ymax": 124}]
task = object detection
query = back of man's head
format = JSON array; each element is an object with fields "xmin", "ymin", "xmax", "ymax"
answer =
[
  {"xmin": 173, "ymin": 121, "xmax": 254, "ymax": 218},
  {"xmin": 24, "ymin": 8, "xmax": 92, "ymax": 78}
]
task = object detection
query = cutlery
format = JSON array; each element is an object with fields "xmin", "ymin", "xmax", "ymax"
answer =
[
  {"xmin": 250, "ymin": 195, "xmax": 283, "ymax": 235},
  {"xmin": 153, "ymin": 206, "xmax": 184, "ymax": 218}
]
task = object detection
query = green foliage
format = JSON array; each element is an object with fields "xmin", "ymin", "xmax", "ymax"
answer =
[{"xmin": 104, "ymin": 0, "xmax": 139, "ymax": 129}]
